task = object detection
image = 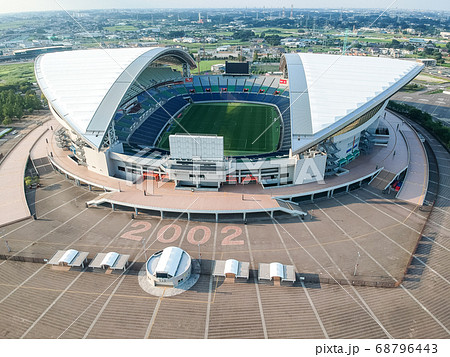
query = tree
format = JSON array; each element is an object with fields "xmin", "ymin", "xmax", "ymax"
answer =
[
  {"xmin": 391, "ymin": 39, "xmax": 401, "ymax": 48},
  {"xmin": 265, "ymin": 35, "xmax": 281, "ymax": 46},
  {"xmin": 168, "ymin": 30, "xmax": 185, "ymax": 38},
  {"xmin": 13, "ymin": 103, "xmax": 23, "ymax": 119},
  {"xmin": 424, "ymin": 47, "xmax": 434, "ymax": 56},
  {"xmin": 232, "ymin": 30, "xmax": 255, "ymax": 41},
  {"xmin": 24, "ymin": 176, "xmax": 33, "ymax": 188},
  {"xmin": 2, "ymin": 103, "xmax": 14, "ymax": 119}
]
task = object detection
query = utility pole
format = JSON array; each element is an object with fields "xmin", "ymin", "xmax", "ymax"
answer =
[{"xmin": 5, "ymin": 240, "xmax": 11, "ymax": 253}]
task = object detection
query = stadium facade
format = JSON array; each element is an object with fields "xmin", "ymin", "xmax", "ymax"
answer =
[{"xmin": 35, "ymin": 47, "xmax": 423, "ymax": 189}]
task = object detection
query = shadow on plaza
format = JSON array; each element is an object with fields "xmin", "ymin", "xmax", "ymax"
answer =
[{"xmin": 402, "ymin": 234, "xmax": 436, "ymax": 290}]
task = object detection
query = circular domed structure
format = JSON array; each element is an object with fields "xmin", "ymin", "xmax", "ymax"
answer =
[{"xmin": 146, "ymin": 246, "xmax": 191, "ymax": 287}]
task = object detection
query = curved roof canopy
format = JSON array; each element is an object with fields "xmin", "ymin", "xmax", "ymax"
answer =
[
  {"xmin": 35, "ymin": 47, "xmax": 196, "ymax": 149},
  {"xmin": 154, "ymin": 246, "xmax": 191, "ymax": 278},
  {"xmin": 281, "ymin": 53, "xmax": 423, "ymax": 154},
  {"xmin": 224, "ymin": 259, "xmax": 239, "ymax": 276},
  {"xmin": 269, "ymin": 262, "xmax": 284, "ymax": 279},
  {"xmin": 59, "ymin": 249, "xmax": 78, "ymax": 264},
  {"xmin": 101, "ymin": 252, "xmax": 119, "ymax": 267}
]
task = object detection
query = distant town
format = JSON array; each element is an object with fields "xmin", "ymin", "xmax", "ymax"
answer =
[
  {"xmin": 0, "ymin": 8, "xmax": 449, "ymax": 71},
  {"xmin": 0, "ymin": 8, "xmax": 449, "ymax": 129}
]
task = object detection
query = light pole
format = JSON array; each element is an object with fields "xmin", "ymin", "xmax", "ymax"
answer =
[
  {"xmin": 353, "ymin": 251, "xmax": 361, "ymax": 276},
  {"xmin": 0, "ymin": 231, "xmax": 11, "ymax": 253}
]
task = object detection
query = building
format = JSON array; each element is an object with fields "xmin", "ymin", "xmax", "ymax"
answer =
[
  {"xmin": 146, "ymin": 247, "xmax": 192, "ymax": 287},
  {"xmin": 258, "ymin": 262, "xmax": 296, "ymax": 283},
  {"xmin": 416, "ymin": 58, "xmax": 437, "ymax": 67},
  {"xmin": 47, "ymin": 249, "xmax": 89, "ymax": 268},
  {"xmin": 35, "ymin": 47, "xmax": 423, "ymax": 189},
  {"xmin": 13, "ymin": 45, "xmax": 72, "ymax": 59},
  {"xmin": 212, "ymin": 259, "xmax": 250, "ymax": 281},
  {"xmin": 211, "ymin": 63, "xmax": 225, "ymax": 72}
]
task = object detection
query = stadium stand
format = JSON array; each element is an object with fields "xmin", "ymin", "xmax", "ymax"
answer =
[
  {"xmin": 116, "ymin": 73, "xmax": 292, "ymax": 155},
  {"xmin": 120, "ymin": 66, "xmax": 183, "ymax": 105}
]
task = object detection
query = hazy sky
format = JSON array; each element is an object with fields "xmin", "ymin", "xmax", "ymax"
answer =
[{"xmin": 1, "ymin": 0, "xmax": 449, "ymax": 14}]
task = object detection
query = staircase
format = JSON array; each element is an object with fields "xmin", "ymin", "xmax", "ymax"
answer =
[
  {"xmin": 276, "ymin": 199, "xmax": 307, "ymax": 217},
  {"xmin": 369, "ymin": 169, "xmax": 397, "ymax": 191}
]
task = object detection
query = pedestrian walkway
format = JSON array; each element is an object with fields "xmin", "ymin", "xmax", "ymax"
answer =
[
  {"xmin": 0, "ymin": 121, "xmax": 52, "ymax": 227},
  {"xmin": 41, "ymin": 112, "xmax": 428, "ymax": 217},
  {"xmin": 388, "ymin": 111, "xmax": 428, "ymax": 205}
]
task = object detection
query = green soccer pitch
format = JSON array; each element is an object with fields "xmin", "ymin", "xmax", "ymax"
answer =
[{"xmin": 157, "ymin": 102, "xmax": 281, "ymax": 156}]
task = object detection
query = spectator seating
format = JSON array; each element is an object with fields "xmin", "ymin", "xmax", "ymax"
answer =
[{"xmin": 114, "ymin": 74, "xmax": 292, "ymax": 153}]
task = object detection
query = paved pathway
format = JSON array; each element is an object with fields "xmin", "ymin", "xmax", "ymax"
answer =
[
  {"xmin": 43, "ymin": 115, "xmax": 424, "ymax": 214},
  {"xmin": 386, "ymin": 111, "xmax": 428, "ymax": 205},
  {"xmin": 0, "ymin": 121, "xmax": 53, "ymax": 227}
]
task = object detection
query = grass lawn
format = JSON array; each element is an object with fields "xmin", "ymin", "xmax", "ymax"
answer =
[
  {"xmin": 196, "ymin": 60, "xmax": 226, "ymax": 73},
  {"xmin": 250, "ymin": 27, "xmax": 297, "ymax": 36},
  {"xmin": 415, "ymin": 74, "xmax": 448, "ymax": 84},
  {"xmin": 157, "ymin": 102, "xmax": 281, "ymax": 156},
  {"xmin": 171, "ymin": 60, "xmax": 226, "ymax": 74},
  {"xmin": 0, "ymin": 62, "xmax": 35, "ymax": 86}
]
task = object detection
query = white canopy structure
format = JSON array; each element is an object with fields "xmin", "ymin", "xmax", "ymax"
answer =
[
  {"xmin": 269, "ymin": 262, "xmax": 284, "ymax": 279},
  {"xmin": 155, "ymin": 246, "xmax": 184, "ymax": 278},
  {"xmin": 258, "ymin": 262, "xmax": 296, "ymax": 282},
  {"xmin": 281, "ymin": 53, "xmax": 423, "ymax": 154},
  {"xmin": 35, "ymin": 47, "xmax": 196, "ymax": 149},
  {"xmin": 59, "ymin": 249, "xmax": 78, "ymax": 265},
  {"xmin": 47, "ymin": 249, "xmax": 89, "ymax": 268},
  {"xmin": 146, "ymin": 247, "xmax": 192, "ymax": 287},
  {"xmin": 212, "ymin": 259, "xmax": 250, "ymax": 280},
  {"xmin": 88, "ymin": 252, "xmax": 130, "ymax": 271},
  {"xmin": 224, "ymin": 259, "xmax": 239, "ymax": 276},
  {"xmin": 101, "ymin": 252, "xmax": 119, "ymax": 267}
]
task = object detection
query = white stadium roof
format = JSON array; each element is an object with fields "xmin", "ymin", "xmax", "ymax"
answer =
[
  {"xmin": 282, "ymin": 53, "xmax": 423, "ymax": 154},
  {"xmin": 36, "ymin": 47, "xmax": 422, "ymax": 153},
  {"xmin": 35, "ymin": 47, "xmax": 196, "ymax": 149}
]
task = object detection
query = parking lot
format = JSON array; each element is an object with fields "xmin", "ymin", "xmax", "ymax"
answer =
[{"xmin": 0, "ymin": 163, "xmax": 449, "ymax": 338}]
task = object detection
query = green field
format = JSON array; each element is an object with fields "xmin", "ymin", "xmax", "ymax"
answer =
[
  {"xmin": 157, "ymin": 102, "xmax": 281, "ymax": 156},
  {"xmin": 0, "ymin": 62, "xmax": 35, "ymax": 86}
]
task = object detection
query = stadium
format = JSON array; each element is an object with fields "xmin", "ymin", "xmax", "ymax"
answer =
[
  {"xmin": 2, "ymin": 46, "xmax": 449, "ymax": 340},
  {"xmin": 35, "ymin": 47, "xmax": 423, "ymax": 190}
]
